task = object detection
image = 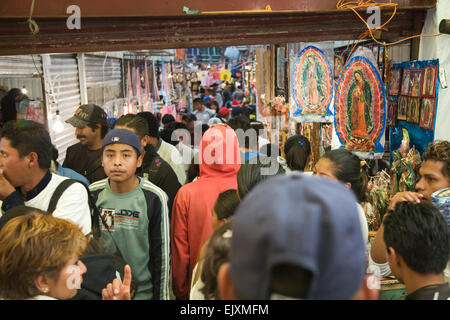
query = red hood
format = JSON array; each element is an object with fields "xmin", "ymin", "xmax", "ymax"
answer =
[{"xmin": 199, "ymin": 124, "xmax": 241, "ymax": 178}]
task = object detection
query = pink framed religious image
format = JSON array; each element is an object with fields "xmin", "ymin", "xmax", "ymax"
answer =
[
  {"xmin": 421, "ymin": 65, "xmax": 438, "ymax": 97},
  {"xmin": 419, "ymin": 98, "xmax": 436, "ymax": 130}
]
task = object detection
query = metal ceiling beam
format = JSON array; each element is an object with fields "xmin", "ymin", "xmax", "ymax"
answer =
[{"xmin": 0, "ymin": 1, "xmax": 433, "ymax": 55}]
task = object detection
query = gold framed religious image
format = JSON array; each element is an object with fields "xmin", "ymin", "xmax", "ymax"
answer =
[
  {"xmin": 400, "ymin": 69, "xmax": 411, "ymax": 96},
  {"xmin": 389, "ymin": 68, "xmax": 402, "ymax": 96},
  {"xmin": 407, "ymin": 97, "xmax": 420, "ymax": 124},
  {"xmin": 387, "ymin": 100, "xmax": 397, "ymax": 127},
  {"xmin": 419, "ymin": 98, "xmax": 436, "ymax": 130},
  {"xmin": 421, "ymin": 65, "xmax": 438, "ymax": 97},
  {"xmin": 408, "ymin": 69, "xmax": 423, "ymax": 97},
  {"xmin": 397, "ymin": 96, "xmax": 408, "ymax": 120}
]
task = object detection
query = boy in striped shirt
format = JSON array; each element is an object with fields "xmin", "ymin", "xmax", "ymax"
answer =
[{"xmin": 90, "ymin": 128, "xmax": 170, "ymax": 300}]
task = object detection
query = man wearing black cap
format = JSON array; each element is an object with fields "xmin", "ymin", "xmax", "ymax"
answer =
[{"xmin": 64, "ymin": 104, "xmax": 109, "ymax": 184}]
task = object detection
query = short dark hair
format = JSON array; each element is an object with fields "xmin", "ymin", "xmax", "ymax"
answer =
[
  {"xmin": 322, "ymin": 149, "xmax": 368, "ymax": 202},
  {"xmin": 115, "ymin": 114, "xmax": 149, "ymax": 140},
  {"xmin": 227, "ymin": 116, "xmax": 255, "ymax": 150},
  {"xmin": 200, "ymin": 221, "xmax": 232, "ymax": 299},
  {"xmin": 87, "ymin": 122, "xmax": 109, "ymax": 139},
  {"xmin": 161, "ymin": 114, "xmax": 175, "ymax": 125},
  {"xmin": 383, "ymin": 202, "xmax": 449, "ymax": 274},
  {"xmin": 214, "ymin": 189, "xmax": 240, "ymax": 221},
  {"xmin": 137, "ymin": 112, "xmax": 159, "ymax": 138},
  {"xmin": 284, "ymin": 135, "xmax": 311, "ymax": 171},
  {"xmin": 237, "ymin": 162, "xmax": 285, "ymax": 200},
  {"xmin": 0, "ymin": 88, "xmax": 22, "ymax": 124},
  {"xmin": 0, "ymin": 120, "xmax": 52, "ymax": 169},
  {"xmin": 422, "ymin": 140, "xmax": 450, "ymax": 181},
  {"xmin": 193, "ymin": 98, "xmax": 203, "ymax": 104}
]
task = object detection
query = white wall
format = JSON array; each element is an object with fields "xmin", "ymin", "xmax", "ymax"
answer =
[{"xmin": 419, "ymin": 0, "xmax": 450, "ymax": 141}]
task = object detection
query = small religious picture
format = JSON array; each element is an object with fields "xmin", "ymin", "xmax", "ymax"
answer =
[
  {"xmin": 101, "ymin": 209, "xmax": 115, "ymax": 230},
  {"xmin": 419, "ymin": 98, "xmax": 436, "ymax": 130},
  {"xmin": 421, "ymin": 65, "xmax": 438, "ymax": 97},
  {"xmin": 407, "ymin": 97, "xmax": 420, "ymax": 124},
  {"xmin": 387, "ymin": 100, "xmax": 398, "ymax": 127},
  {"xmin": 397, "ymin": 96, "xmax": 408, "ymax": 120},
  {"xmin": 334, "ymin": 55, "xmax": 344, "ymax": 79},
  {"xmin": 400, "ymin": 69, "xmax": 411, "ymax": 96},
  {"xmin": 389, "ymin": 68, "xmax": 402, "ymax": 96},
  {"xmin": 378, "ymin": 46, "xmax": 385, "ymax": 66},
  {"xmin": 408, "ymin": 69, "xmax": 423, "ymax": 97}
]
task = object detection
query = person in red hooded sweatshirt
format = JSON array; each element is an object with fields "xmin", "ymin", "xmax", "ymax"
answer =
[{"xmin": 171, "ymin": 123, "xmax": 241, "ymax": 300}]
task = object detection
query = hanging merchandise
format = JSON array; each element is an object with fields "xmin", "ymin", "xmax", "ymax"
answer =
[
  {"xmin": 290, "ymin": 45, "xmax": 334, "ymax": 122},
  {"xmin": 152, "ymin": 60, "xmax": 159, "ymax": 103},
  {"xmin": 388, "ymin": 59, "xmax": 439, "ymax": 160},
  {"xmin": 136, "ymin": 67, "xmax": 142, "ymax": 110},
  {"xmin": 334, "ymin": 56, "xmax": 386, "ymax": 158},
  {"xmin": 220, "ymin": 69, "xmax": 232, "ymax": 82},
  {"xmin": 362, "ymin": 169, "xmax": 391, "ymax": 230}
]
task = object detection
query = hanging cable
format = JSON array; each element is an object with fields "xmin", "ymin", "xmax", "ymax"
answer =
[{"xmin": 27, "ymin": 0, "xmax": 39, "ymax": 35}]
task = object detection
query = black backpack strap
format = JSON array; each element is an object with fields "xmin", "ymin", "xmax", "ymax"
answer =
[
  {"xmin": 47, "ymin": 178, "xmax": 101, "ymax": 239},
  {"xmin": 47, "ymin": 179, "xmax": 79, "ymax": 213}
]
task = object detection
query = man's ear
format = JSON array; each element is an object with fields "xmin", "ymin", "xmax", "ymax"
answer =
[
  {"xmin": 136, "ymin": 153, "xmax": 144, "ymax": 168},
  {"xmin": 27, "ymin": 152, "xmax": 39, "ymax": 168},
  {"xmin": 387, "ymin": 247, "xmax": 400, "ymax": 266},
  {"xmin": 217, "ymin": 262, "xmax": 237, "ymax": 300}
]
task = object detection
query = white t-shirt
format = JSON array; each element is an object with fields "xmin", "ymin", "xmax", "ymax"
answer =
[
  {"xmin": 356, "ymin": 202, "xmax": 369, "ymax": 245},
  {"xmin": 193, "ymin": 108, "xmax": 215, "ymax": 124},
  {"xmin": 25, "ymin": 173, "xmax": 91, "ymax": 235},
  {"xmin": 157, "ymin": 140, "xmax": 187, "ymax": 185}
]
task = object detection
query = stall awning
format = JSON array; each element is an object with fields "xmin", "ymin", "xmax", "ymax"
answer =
[{"xmin": 0, "ymin": 0, "xmax": 436, "ymax": 55}]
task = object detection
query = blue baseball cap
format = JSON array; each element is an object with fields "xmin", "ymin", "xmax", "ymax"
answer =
[
  {"xmin": 102, "ymin": 128, "xmax": 141, "ymax": 156},
  {"xmin": 230, "ymin": 173, "xmax": 366, "ymax": 299}
]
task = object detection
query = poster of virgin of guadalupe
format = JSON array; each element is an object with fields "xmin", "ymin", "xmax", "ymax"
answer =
[
  {"xmin": 290, "ymin": 46, "xmax": 333, "ymax": 122},
  {"xmin": 334, "ymin": 56, "xmax": 386, "ymax": 156}
]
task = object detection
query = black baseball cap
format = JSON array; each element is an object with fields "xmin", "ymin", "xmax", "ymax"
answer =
[{"xmin": 66, "ymin": 104, "xmax": 108, "ymax": 128}]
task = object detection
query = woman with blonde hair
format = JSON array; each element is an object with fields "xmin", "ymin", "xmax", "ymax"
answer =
[{"xmin": 0, "ymin": 206, "xmax": 132, "ymax": 300}]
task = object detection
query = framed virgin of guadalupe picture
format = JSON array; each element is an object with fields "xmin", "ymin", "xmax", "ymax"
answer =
[
  {"xmin": 421, "ymin": 65, "xmax": 438, "ymax": 97},
  {"xmin": 419, "ymin": 98, "xmax": 436, "ymax": 130},
  {"xmin": 387, "ymin": 100, "xmax": 398, "ymax": 127},
  {"xmin": 397, "ymin": 96, "xmax": 408, "ymax": 120},
  {"xmin": 407, "ymin": 97, "xmax": 420, "ymax": 124}
]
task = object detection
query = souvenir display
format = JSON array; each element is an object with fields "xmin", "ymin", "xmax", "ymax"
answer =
[
  {"xmin": 421, "ymin": 65, "xmax": 438, "ymax": 97},
  {"xmin": 363, "ymin": 169, "xmax": 391, "ymax": 230},
  {"xmin": 391, "ymin": 129, "xmax": 422, "ymax": 194},
  {"xmin": 400, "ymin": 68, "xmax": 411, "ymax": 96},
  {"xmin": 408, "ymin": 69, "xmax": 423, "ymax": 97},
  {"xmin": 419, "ymin": 97, "xmax": 436, "ymax": 130},
  {"xmin": 388, "ymin": 68, "xmax": 402, "ymax": 96},
  {"xmin": 387, "ymin": 100, "xmax": 397, "ymax": 127},
  {"xmin": 406, "ymin": 97, "xmax": 420, "ymax": 124},
  {"xmin": 291, "ymin": 46, "xmax": 334, "ymax": 120},
  {"xmin": 334, "ymin": 56, "xmax": 386, "ymax": 154},
  {"xmin": 397, "ymin": 96, "xmax": 408, "ymax": 120}
]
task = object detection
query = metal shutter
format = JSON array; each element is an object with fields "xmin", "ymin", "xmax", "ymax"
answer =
[{"xmin": 44, "ymin": 54, "xmax": 81, "ymax": 163}]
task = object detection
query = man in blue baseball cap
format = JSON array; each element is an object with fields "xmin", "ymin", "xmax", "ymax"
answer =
[
  {"xmin": 217, "ymin": 173, "xmax": 377, "ymax": 300},
  {"xmin": 90, "ymin": 128, "xmax": 171, "ymax": 300}
]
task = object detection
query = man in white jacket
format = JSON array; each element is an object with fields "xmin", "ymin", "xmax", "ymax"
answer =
[{"xmin": 0, "ymin": 120, "xmax": 91, "ymax": 235}]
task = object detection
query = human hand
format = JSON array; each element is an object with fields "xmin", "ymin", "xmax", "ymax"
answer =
[
  {"xmin": 102, "ymin": 264, "xmax": 132, "ymax": 300},
  {"xmin": 388, "ymin": 191, "xmax": 423, "ymax": 210},
  {"xmin": 0, "ymin": 169, "xmax": 16, "ymax": 200}
]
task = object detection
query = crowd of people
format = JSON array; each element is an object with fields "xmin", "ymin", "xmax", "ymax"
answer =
[{"xmin": 0, "ymin": 85, "xmax": 449, "ymax": 301}]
